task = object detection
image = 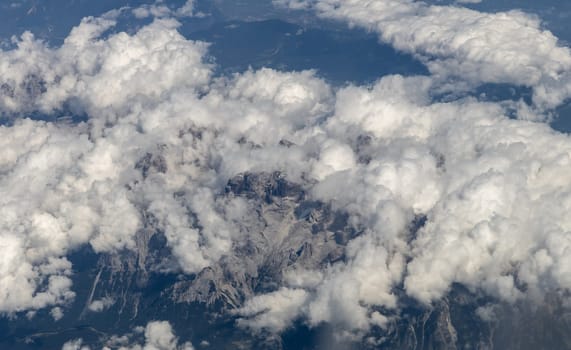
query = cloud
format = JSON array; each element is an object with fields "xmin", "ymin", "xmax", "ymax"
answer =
[
  {"xmin": 132, "ymin": 4, "xmax": 172, "ymax": 19},
  {"xmin": 63, "ymin": 321, "xmax": 194, "ymax": 350},
  {"xmin": 176, "ymin": 0, "xmax": 202, "ymax": 18},
  {"xmin": 51, "ymin": 306, "xmax": 64, "ymax": 321},
  {"xmin": 234, "ymin": 73, "xmax": 571, "ymax": 334},
  {"xmin": 62, "ymin": 338, "xmax": 91, "ymax": 350},
  {"xmin": 132, "ymin": 1, "xmax": 205, "ymax": 19},
  {"xmin": 2, "ymin": 0, "xmax": 571, "ymax": 342},
  {"xmin": 0, "ymin": 8, "xmax": 334, "ymax": 314},
  {"xmin": 316, "ymin": 75, "xmax": 571, "ymax": 309},
  {"xmin": 125, "ymin": 321, "xmax": 195, "ymax": 350},
  {"xmin": 0, "ymin": 15, "xmax": 211, "ymax": 118},
  {"xmin": 273, "ymin": 0, "xmax": 313, "ymax": 10},
  {"xmin": 304, "ymin": 236, "xmax": 404, "ymax": 333},
  {"xmin": 87, "ymin": 297, "xmax": 115, "ymax": 312},
  {"xmin": 283, "ymin": 0, "xmax": 571, "ymax": 109},
  {"xmin": 0, "ymin": 13, "xmax": 213, "ymax": 313},
  {"xmin": 236, "ymin": 287, "xmax": 309, "ymax": 333}
]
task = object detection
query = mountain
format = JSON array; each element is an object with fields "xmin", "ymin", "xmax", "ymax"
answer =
[{"xmin": 1, "ymin": 172, "xmax": 570, "ymax": 349}]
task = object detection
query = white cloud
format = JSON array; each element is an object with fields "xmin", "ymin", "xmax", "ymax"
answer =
[
  {"xmin": 305, "ymin": 238, "xmax": 403, "ymax": 332},
  {"xmin": 133, "ymin": 1, "xmax": 205, "ymax": 19},
  {"xmin": 0, "ymin": 11, "xmax": 213, "ymax": 313},
  {"xmin": 133, "ymin": 321, "xmax": 194, "ymax": 350},
  {"xmin": 51, "ymin": 306, "xmax": 64, "ymax": 321},
  {"xmin": 241, "ymin": 73, "xmax": 571, "ymax": 333},
  {"xmin": 0, "ymin": 6, "xmax": 336, "ymax": 313},
  {"xmin": 176, "ymin": 1, "xmax": 200, "ymax": 17},
  {"xmin": 63, "ymin": 321, "xmax": 193, "ymax": 350},
  {"xmin": 273, "ymin": 0, "xmax": 312, "ymax": 10},
  {"xmin": 320, "ymin": 75, "xmax": 571, "ymax": 307},
  {"xmin": 286, "ymin": 0, "xmax": 571, "ymax": 109},
  {"xmin": 236, "ymin": 288, "xmax": 309, "ymax": 333},
  {"xmin": 3, "ymin": 0, "xmax": 571, "ymax": 341},
  {"xmin": 88, "ymin": 297, "xmax": 114, "ymax": 312},
  {"xmin": 62, "ymin": 339, "xmax": 91, "ymax": 350},
  {"xmin": 132, "ymin": 4, "xmax": 172, "ymax": 19},
  {"xmin": 0, "ymin": 16, "xmax": 211, "ymax": 117}
]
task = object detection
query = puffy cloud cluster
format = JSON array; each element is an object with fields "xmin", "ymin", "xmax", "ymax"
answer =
[
  {"xmin": 277, "ymin": 0, "xmax": 571, "ymax": 109},
  {"xmin": 235, "ymin": 74, "xmax": 571, "ymax": 334},
  {"xmin": 132, "ymin": 1, "xmax": 204, "ymax": 19},
  {"xmin": 0, "ymin": 13, "xmax": 214, "ymax": 313},
  {"xmin": 88, "ymin": 297, "xmax": 115, "ymax": 312},
  {"xmin": 327, "ymin": 76, "xmax": 571, "ymax": 305},
  {"xmin": 62, "ymin": 338, "xmax": 91, "ymax": 350},
  {"xmin": 235, "ymin": 287, "xmax": 310, "ymax": 333},
  {"xmin": 0, "ymin": 11, "xmax": 211, "ymax": 117},
  {"xmin": 2, "ymin": 0, "xmax": 571, "ymax": 341},
  {"xmin": 0, "ymin": 11, "xmax": 333, "ymax": 313},
  {"xmin": 61, "ymin": 321, "xmax": 194, "ymax": 350}
]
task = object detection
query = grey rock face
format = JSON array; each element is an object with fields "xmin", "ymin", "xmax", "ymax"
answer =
[{"xmin": 171, "ymin": 171, "xmax": 346, "ymax": 307}]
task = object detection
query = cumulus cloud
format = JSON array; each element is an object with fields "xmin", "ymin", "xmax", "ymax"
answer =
[
  {"xmin": 236, "ymin": 287, "xmax": 309, "ymax": 333},
  {"xmin": 0, "ymin": 9, "xmax": 334, "ymax": 314},
  {"xmin": 282, "ymin": 0, "xmax": 571, "ymax": 109},
  {"xmin": 132, "ymin": 4, "xmax": 172, "ymax": 19},
  {"xmin": 87, "ymin": 297, "xmax": 114, "ymax": 312},
  {"xmin": 0, "ymin": 13, "xmax": 214, "ymax": 313},
  {"xmin": 113, "ymin": 321, "xmax": 195, "ymax": 350},
  {"xmin": 132, "ymin": 1, "xmax": 204, "ymax": 19},
  {"xmin": 273, "ymin": 0, "xmax": 313, "ymax": 10},
  {"xmin": 0, "ymin": 15, "xmax": 211, "ymax": 118},
  {"xmin": 62, "ymin": 321, "xmax": 193, "ymax": 350},
  {"xmin": 3, "ymin": 0, "xmax": 571, "ymax": 342},
  {"xmin": 62, "ymin": 338, "xmax": 91, "ymax": 350},
  {"xmin": 176, "ymin": 0, "xmax": 202, "ymax": 17},
  {"xmin": 233, "ymin": 72, "xmax": 571, "ymax": 334},
  {"xmin": 51, "ymin": 306, "xmax": 64, "ymax": 321},
  {"xmin": 317, "ymin": 75, "xmax": 571, "ymax": 305}
]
